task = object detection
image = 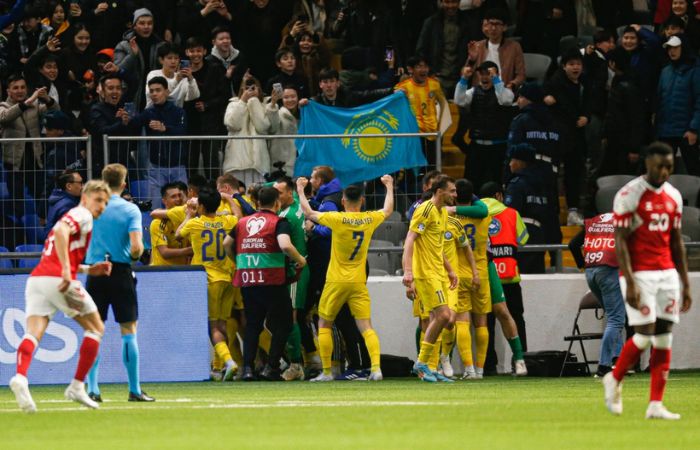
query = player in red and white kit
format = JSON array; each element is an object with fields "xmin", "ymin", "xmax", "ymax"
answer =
[
  {"xmin": 603, "ymin": 142, "xmax": 692, "ymax": 420},
  {"xmin": 9, "ymin": 180, "xmax": 113, "ymax": 413}
]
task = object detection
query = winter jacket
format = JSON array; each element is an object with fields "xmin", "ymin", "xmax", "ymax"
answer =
[
  {"xmin": 113, "ymin": 30, "xmax": 164, "ymax": 109},
  {"xmin": 508, "ymin": 103, "xmax": 561, "ymax": 161},
  {"xmin": 627, "ymin": 28, "xmax": 662, "ymax": 100},
  {"xmin": 130, "ymin": 100, "xmax": 187, "ymax": 167},
  {"xmin": 310, "ymin": 177, "xmax": 343, "ymax": 241},
  {"xmin": 605, "ymin": 73, "xmax": 646, "ymax": 152},
  {"xmin": 87, "ymin": 100, "xmax": 133, "ymax": 170},
  {"xmin": 206, "ymin": 46, "xmax": 249, "ymax": 97},
  {"xmin": 0, "ymin": 97, "xmax": 59, "ymax": 169},
  {"xmin": 268, "ymin": 105, "xmax": 299, "ymax": 176},
  {"xmin": 222, "ymin": 96, "xmax": 274, "ymax": 176},
  {"xmin": 265, "ymin": 70, "xmax": 309, "ymax": 99},
  {"xmin": 145, "ymin": 69, "xmax": 200, "ymax": 108},
  {"xmin": 544, "ymin": 69, "xmax": 593, "ymax": 130},
  {"xmin": 45, "ymin": 188, "xmax": 79, "ymax": 232},
  {"xmin": 415, "ymin": 9, "xmax": 471, "ymax": 77},
  {"xmin": 184, "ymin": 60, "xmax": 229, "ymax": 135},
  {"xmin": 655, "ymin": 60, "xmax": 700, "ymax": 139},
  {"xmin": 505, "ymin": 165, "xmax": 561, "ymax": 245},
  {"xmin": 467, "ymin": 38, "xmax": 526, "ymax": 88},
  {"xmin": 454, "ymin": 76, "xmax": 515, "ymax": 140}
]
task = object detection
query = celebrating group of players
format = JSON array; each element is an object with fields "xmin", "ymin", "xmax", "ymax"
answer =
[{"xmin": 8, "ymin": 141, "xmax": 693, "ymax": 420}]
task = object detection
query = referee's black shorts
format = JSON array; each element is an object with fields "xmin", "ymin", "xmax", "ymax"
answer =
[{"xmin": 86, "ymin": 262, "xmax": 138, "ymax": 323}]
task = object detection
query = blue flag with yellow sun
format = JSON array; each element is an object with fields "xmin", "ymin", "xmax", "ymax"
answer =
[{"xmin": 294, "ymin": 91, "xmax": 426, "ymax": 185}]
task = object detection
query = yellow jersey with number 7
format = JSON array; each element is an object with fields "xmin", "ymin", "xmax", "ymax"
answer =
[{"xmin": 317, "ymin": 210, "xmax": 386, "ymax": 283}]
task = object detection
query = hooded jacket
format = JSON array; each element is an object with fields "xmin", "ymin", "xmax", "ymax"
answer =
[
  {"xmin": 222, "ymin": 96, "xmax": 274, "ymax": 175},
  {"xmin": 113, "ymin": 29, "xmax": 164, "ymax": 109},
  {"xmin": 206, "ymin": 46, "xmax": 249, "ymax": 97},
  {"xmin": 45, "ymin": 188, "xmax": 79, "ymax": 231},
  {"xmin": 655, "ymin": 57, "xmax": 700, "ymax": 139}
]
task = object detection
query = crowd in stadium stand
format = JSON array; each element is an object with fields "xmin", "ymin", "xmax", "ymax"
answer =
[{"xmin": 2, "ymin": 0, "xmax": 700, "ymax": 252}]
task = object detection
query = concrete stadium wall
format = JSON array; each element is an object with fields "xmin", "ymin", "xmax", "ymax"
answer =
[{"xmin": 370, "ymin": 274, "xmax": 700, "ymax": 371}]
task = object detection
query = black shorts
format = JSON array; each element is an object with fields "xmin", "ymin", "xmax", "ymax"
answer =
[{"xmin": 86, "ymin": 263, "xmax": 138, "ymax": 323}]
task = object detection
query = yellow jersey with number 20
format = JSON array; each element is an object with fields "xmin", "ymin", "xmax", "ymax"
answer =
[{"xmin": 180, "ymin": 214, "xmax": 238, "ymax": 283}]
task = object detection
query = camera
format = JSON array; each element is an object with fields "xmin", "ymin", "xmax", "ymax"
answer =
[{"xmin": 264, "ymin": 161, "xmax": 288, "ymax": 182}]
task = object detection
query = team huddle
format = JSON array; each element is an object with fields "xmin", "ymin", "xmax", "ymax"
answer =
[{"xmin": 7, "ymin": 141, "xmax": 693, "ymax": 420}]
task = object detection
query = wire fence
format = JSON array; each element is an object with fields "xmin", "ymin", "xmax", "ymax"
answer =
[{"xmin": 0, "ymin": 136, "xmax": 90, "ymax": 251}]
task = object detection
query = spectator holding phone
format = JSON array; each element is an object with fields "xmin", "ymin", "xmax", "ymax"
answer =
[
  {"xmin": 268, "ymin": 85, "xmax": 301, "ymax": 175},
  {"xmin": 222, "ymin": 76, "xmax": 276, "ymax": 185},
  {"xmin": 42, "ymin": 1, "xmax": 82, "ymax": 48},
  {"xmin": 145, "ymin": 42, "xmax": 200, "ymax": 108}
]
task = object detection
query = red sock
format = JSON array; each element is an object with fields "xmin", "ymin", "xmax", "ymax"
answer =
[
  {"xmin": 612, "ymin": 337, "xmax": 644, "ymax": 382},
  {"xmin": 74, "ymin": 334, "xmax": 101, "ymax": 382},
  {"xmin": 16, "ymin": 336, "xmax": 37, "ymax": 377},
  {"xmin": 649, "ymin": 348, "xmax": 671, "ymax": 402}
]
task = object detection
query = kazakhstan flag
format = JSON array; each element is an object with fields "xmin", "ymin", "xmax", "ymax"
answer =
[{"xmin": 294, "ymin": 91, "xmax": 426, "ymax": 185}]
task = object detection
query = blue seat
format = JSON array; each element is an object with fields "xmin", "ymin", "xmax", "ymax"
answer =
[
  {"xmin": 130, "ymin": 180, "xmax": 150, "ymax": 201},
  {"xmin": 142, "ymin": 211, "xmax": 153, "ymax": 250},
  {"xmin": 22, "ymin": 214, "xmax": 45, "ymax": 244},
  {"xmin": 15, "ymin": 244, "xmax": 44, "ymax": 269},
  {"xmin": 0, "ymin": 246, "xmax": 13, "ymax": 269}
]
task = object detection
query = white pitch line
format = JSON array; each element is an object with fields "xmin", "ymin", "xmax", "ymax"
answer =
[{"xmin": 0, "ymin": 400, "xmax": 470, "ymax": 414}]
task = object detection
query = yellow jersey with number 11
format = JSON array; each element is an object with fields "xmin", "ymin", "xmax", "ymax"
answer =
[{"xmin": 409, "ymin": 200, "xmax": 447, "ymax": 280}]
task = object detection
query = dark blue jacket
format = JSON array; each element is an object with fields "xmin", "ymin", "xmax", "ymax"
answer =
[
  {"xmin": 310, "ymin": 178, "xmax": 343, "ymax": 240},
  {"xmin": 655, "ymin": 59, "xmax": 700, "ymax": 139},
  {"xmin": 507, "ymin": 103, "xmax": 561, "ymax": 161},
  {"xmin": 505, "ymin": 166, "xmax": 561, "ymax": 244},
  {"xmin": 45, "ymin": 189, "xmax": 79, "ymax": 232},
  {"xmin": 131, "ymin": 100, "xmax": 187, "ymax": 167}
]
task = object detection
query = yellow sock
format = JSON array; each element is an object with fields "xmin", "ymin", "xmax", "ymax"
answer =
[
  {"xmin": 475, "ymin": 326, "xmax": 489, "ymax": 369},
  {"xmin": 361, "ymin": 329, "xmax": 381, "ymax": 371},
  {"xmin": 441, "ymin": 327, "xmax": 455, "ymax": 356},
  {"xmin": 212, "ymin": 351, "xmax": 223, "ymax": 371},
  {"xmin": 214, "ymin": 341, "xmax": 233, "ymax": 365},
  {"xmin": 455, "ymin": 321, "xmax": 473, "ymax": 367},
  {"xmin": 428, "ymin": 337, "xmax": 442, "ymax": 371},
  {"xmin": 258, "ymin": 328, "xmax": 272, "ymax": 354},
  {"xmin": 227, "ymin": 319, "xmax": 243, "ymax": 368},
  {"xmin": 418, "ymin": 341, "xmax": 435, "ymax": 364},
  {"xmin": 318, "ymin": 327, "xmax": 333, "ymax": 375}
]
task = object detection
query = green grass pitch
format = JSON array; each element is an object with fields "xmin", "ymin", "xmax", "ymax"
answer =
[{"xmin": 2, "ymin": 373, "xmax": 700, "ymax": 449}]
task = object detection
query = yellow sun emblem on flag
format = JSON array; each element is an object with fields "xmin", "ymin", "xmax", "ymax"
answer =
[{"xmin": 341, "ymin": 109, "xmax": 400, "ymax": 162}]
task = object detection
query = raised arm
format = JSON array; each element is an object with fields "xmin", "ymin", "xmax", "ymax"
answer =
[
  {"xmin": 380, "ymin": 174, "xmax": 394, "ymax": 218},
  {"xmin": 296, "ymin": 177, "xmax": 322, "ymax": 223}
]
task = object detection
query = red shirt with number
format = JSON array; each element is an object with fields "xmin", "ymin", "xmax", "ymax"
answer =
[
  {"xmin": 31, "ymin": 206, "xmax": 93, "ymax": 279},
  {"xmin": 583, "ymin": 213, "xmax": 618, "ymax": 268},
  {"xmin": 612, "ymin": 177, "xmax": 682, "ymax": 272}
]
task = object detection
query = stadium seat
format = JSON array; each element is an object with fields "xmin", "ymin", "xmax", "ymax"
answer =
[
  {"xmin": 370, "ymin": 239, "xmax": 401, "ymax": 274},
  {"xmin": 594, "ymin": 186, "xmax": 618, "ymax": 214},
  {"xmin": 560, "ymin": 291, "xmax": 604, "ymax": 377},
  {"xmin": 523, "ymin": 53, "xmax": 552, "ymax": 84},
  {"xmin": 559, "ymin": 35, "xmax": 579, "ymax": 54},
  {"xmin": 15, "ymin": 244, "xmax": 44, "ymax": 269},
  {"xmin": 387, "ymin": 210, "xmax": 402, "ymax": 222},
  {"xmin": 130, "ymin": 180, "xmax": 150, "ymax": 201},
  {"xmin": 596, "ymin": 175, "xmax": 635, "ymax": 190},
  {"xmin": 367, "ymin": 250, "xmax": 392, "ymax": 274},
  {"xmin": 21, "ymin": 214, "xmax": 45, "ymax": 245},
  {"xmin": 0, "ymin": 246, "xmax": 13, "ymax": 269},
  {"xmin": 373, "ymin": 221, "xmax": 408, "ymax": 245},
  {"xmin": 682, "ymin": 206, "xmax": 700, "ymax": 241},
  {"xmin": 669, "ymin": 174, "xmax": 700, "ymax": 207}
]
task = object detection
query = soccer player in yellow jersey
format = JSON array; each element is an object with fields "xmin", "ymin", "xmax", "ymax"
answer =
[
  {"xmin": 395, "ymin": 56, "xmax": 450, "ymax": 167},
  {"xmin": 150, "ymin": 182, "xmax": 193, "ymax": 266},
  {"xmin": 296, "ymin": 174, "xmax": 395, "ymax": 382},
  {"xmin": 403, "ymin": 175, "xmax": 459, "ymax": 382},
  {"xmin": 453, "ymin": 179, "xmax": 491, "ymax": 379},
  {"xmin": 176, "ymin": 187, "xmax": 239, "ymax": 381},
  {"xmin": 438, "ymin": 212, "xmax": 478, "ymax": 378}
]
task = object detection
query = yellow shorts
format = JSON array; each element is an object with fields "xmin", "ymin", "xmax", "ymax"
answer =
[
  {"xmin": 412, "ymin": 295, "xmax": 428, "ymax": 319},
  {"xmin": 232, "ymin": 286, "xmax": 244, "ymax": 310},
  {"xmin": 457, "ymin": 275, "xmax": 491, "ymax": 314},
  {"xmin": 415, "ymin": 278, "xmax": 450, "ymax": 316},
  {"xmin": 319, "ymin": 282, "xmax": 371, "ymax": 321},
  {"xmin": 208, "ymin": 281, "xmax": 234, "ymax": 321}
]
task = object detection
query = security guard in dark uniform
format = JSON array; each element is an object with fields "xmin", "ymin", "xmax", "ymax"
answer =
[
  {"xmin": 504, "ymin": 144, "xmax": 562, "ymax": 273},
  {"xmin": 508, "ymin": 82, "xmax": 561, "ymax": 210}
]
